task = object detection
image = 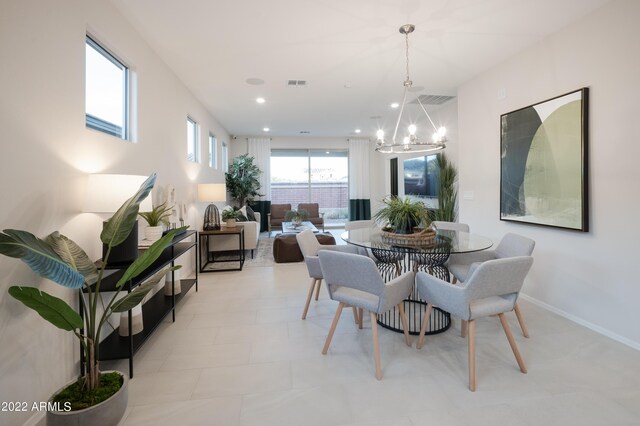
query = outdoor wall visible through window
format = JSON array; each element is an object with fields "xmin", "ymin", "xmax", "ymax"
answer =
[
  {"xmin": 187, "ymin": 117, "xmax": 199, "ymax": 162},
  {"xmin": 85, "ymin": 35, "xmax": 128, "ymax": 139}
]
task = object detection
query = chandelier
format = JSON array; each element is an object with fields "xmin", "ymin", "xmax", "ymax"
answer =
[{"xmin": 375, "ymin": 24, "xmax": 447, "ymax": 154}]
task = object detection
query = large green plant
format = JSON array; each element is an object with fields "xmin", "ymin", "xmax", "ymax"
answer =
[
  {"xmin": 225, "ymin": 154, "xmax": 263, "ymax": 207},
  {"xmin": 0, "ymin": 174, "xmax": 185, "ymax": 397},
  {"xmin": 431, "ymin": 153, "xmax": 458, "ymax": 222},
  {"xmin": 373, "ymin": 196, "xmax": 431, "ymax": 234}
]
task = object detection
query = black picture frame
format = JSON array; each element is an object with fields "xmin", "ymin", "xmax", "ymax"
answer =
[{"xmin": 500, "ymin": 88, "xmax": 589, "ymax": 232}]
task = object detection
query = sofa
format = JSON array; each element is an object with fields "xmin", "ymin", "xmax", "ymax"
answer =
[
  {"xmin": 268, "ymin": 203, "xmax": 291, "ymax": 236},
  {"xmin": 209, "ymin": 212, "xmax": 261, "ymax": 258},
  {"xmin": 298, "ymin": 203, "xmax": 324, "ymax": 231}
]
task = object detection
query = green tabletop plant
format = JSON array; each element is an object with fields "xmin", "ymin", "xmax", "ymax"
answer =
[
  {"xmin": 284, "ymin": 208, "xmax": 308, "ymax": 225},
  {"xmin": 0, "ymin": 174, "xmax": 185, "ymax": 410},
  {"xmin": 373, "ymin": 196, "xmax": 431, "ymax": 234},
  {"xmin": 138, "ymin": 201, "xmax": 172, "ymax": 227}
]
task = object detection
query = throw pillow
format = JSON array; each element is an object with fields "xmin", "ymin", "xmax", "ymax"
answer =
[{"xmin": 245, "ymin": 205, "xmax": 257, "ymax": 222}]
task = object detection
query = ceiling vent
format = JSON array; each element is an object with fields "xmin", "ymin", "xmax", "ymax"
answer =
[
  {"xmin": 410, "ymin": 94, "xmax": 456, "ymax": 105},
  {"xmin": 299, "ymin": 130, "xmax": 311, "ymax": 134},
  {"xmin": 287, "ymin": 80, "xmax": 307, "ymax": 87}
]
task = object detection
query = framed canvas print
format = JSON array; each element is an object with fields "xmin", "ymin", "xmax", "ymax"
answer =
[{"xmin": 500, "ymin": 88, "xmax": 589, "ymax": 231}]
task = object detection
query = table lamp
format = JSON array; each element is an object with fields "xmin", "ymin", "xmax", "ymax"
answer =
[
  {"xmin": 84, "ymin": 174, "xmax": 153, "ymax": 266},
  {"xmin": 198, "ymin": 183, "xmax": 226, "ymax": 230}
]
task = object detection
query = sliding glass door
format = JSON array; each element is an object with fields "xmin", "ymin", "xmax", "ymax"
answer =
[{"xmin": 271, "ymin": 150, "xmax": 349, "ymax": 227}]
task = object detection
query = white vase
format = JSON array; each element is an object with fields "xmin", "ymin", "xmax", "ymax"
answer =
[
  {"xmin": 145, "ymin": 225, "xmax": 163, "ymax": 242},
  {"xmin": 164, "ymin": 269, "xmax": 182, "ymax": 296},
  {"xmin": 119, "ymin": 303, "xmax": 144, "ymax": 336},
  {"xmin": 225, "ymin": 218, "xmax": 237, "ymax": 227}
]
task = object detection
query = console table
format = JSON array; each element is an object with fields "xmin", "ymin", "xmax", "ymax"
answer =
[{"xmin": 80, "ymin": 230, "xmax": 198, "ymax": 378}]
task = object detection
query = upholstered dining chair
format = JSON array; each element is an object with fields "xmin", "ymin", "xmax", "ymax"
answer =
[
  {"xmin": 416, "ymin": 256, "xmax": 534, "ymax": 391},
  {"xmin": 448, "ymin": 233, "xmax": 535, "ymax": 338},
  {"xmin": 318, "ymin": 250, "xmax": 414, "ymax": 380},
  {"xmin": 296, "ymin": 230, "xmax": 360, "ymax": 320}
]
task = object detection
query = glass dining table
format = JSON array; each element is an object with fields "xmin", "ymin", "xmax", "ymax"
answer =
[{"xmin": 341, "ymin": 227, "xmax": 492, "ymax": 335}]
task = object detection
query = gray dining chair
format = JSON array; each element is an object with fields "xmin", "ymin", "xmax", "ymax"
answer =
[
  {"xmin": 296, "ymin": 230, "xmax": 361, "ymax": 320},
  {"xmin": 318, "ymin": 250, "xmax": 414, "ymax": 380},
  {"xmin": 448, "ymin": 233, "xmax": 535, "ymax": 338},
  {"xmin": 416, "ymin": 256, "xmax": 534, "ymax": 391}
]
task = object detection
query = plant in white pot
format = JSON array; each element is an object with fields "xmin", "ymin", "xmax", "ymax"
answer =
[
  {"xmin": 139, "ymin": 201, "xmax": 172, "ymax": 242},
  {"xmin": 0, "ymin": 174, "xmax": 185, "ymax": 425},
  {"xmin": 222, "ymin": 208, "xmax": 241, "ymax": 227}
]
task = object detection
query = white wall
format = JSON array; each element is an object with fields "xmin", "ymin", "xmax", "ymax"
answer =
[
  {"xmin": 457, "ymin": 0, "xmax": 640, "ymax": 347},
  {"xmin": 0, "ymin": 1, "xmax": 229, "ymax": 424}
]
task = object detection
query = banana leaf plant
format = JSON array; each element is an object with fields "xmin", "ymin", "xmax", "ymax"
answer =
[{"xmin": 0, "ymin": 173, "xmax": 186, "ymax": 392}]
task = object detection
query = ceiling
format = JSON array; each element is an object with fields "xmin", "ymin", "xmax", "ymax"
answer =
[{"xmin": 112, "ymin": 0, "xmax": 610, "ymax": 139}]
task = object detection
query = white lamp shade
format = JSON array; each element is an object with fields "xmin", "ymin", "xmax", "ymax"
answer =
[
  {"xmin": 84, "ymin": 174, "xmax": 153, "ymax": 213},
  {"xmin": 198, "ymin": 183, "xmax": 227, "ymax": 202}
]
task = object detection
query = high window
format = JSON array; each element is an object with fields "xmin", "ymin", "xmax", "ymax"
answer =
[
  {"xmin": 85, "ymin": 35, "xmax": 129, "ymax": 139},
  {"xmin": 187, "ymin": 117, "xmax": 199, "ymax": 162},
  {"xmin": 222, "ymin": 142, "xmax": 229, "ymax": 172},
  {"xmin": 208, "ymin": 133, "xmax": 217, "ymax": 168},
  {"xmin": 270, "ymin": 150, "xmax": 349, "ymax": 226}
]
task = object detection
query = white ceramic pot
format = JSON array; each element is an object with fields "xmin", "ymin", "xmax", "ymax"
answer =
[
  {"xmin": 225, "ymin": 218, "xmax": 237, "ymax": 227},
  {"xmin": 118, "ymin": 304, "xmax": 144, "ymax": 336},
  {"xmin": 47, "ymin": 371, "xmax": 128, "ymax": 426},
  {"xmin": 145, "ymin": 225, "xmax": 163, "ymax": 242},
  {"xmin": 164, "ymin": 269, "xmax": 182, "ymax": 296}
]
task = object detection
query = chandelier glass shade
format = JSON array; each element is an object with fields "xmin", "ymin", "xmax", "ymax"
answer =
[{"xmin": 375, "ymin": 24, "xmax": 447, "ymax": 154}]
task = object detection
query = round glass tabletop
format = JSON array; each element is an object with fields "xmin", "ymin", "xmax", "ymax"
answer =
[{"xmin": 341, "ymin": 227, "xmax": 493, "ymax": 254}]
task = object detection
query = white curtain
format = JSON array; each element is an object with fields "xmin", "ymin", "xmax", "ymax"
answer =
[
  {"xmin": 247, "ymin": 137, "xmax": 271, "ymax": 201},
  {"xmin": 348, "ymin": 138, "xmax": 372, "ymax": 220}
]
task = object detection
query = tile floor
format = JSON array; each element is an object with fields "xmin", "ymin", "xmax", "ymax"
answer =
[{"xmin": 107, "ymin": 262, "xmax": 640, "ymax": 426}]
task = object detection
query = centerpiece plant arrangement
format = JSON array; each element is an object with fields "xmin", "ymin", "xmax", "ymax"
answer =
[
  {"xmin": 373, "ymin": 196, "xmax": 431, "ymax": 234},
  {"xmin": 0, "ymin": 174, "xmax": 185, "ymax": 416},
  {"xmin": 284, "ymin": 208, "xmax": 308, "ymax": 226}
]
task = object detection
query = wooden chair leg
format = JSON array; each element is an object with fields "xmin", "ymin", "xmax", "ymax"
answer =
[
  {"xmin": 461, "ymin": 319, "xmax": 468, "ymax": 338},
  {"xmin": 358, "ymin": 308, "xmax": 364, "ymax": 329},
  {"xmin": 468, "ymin": 319, "xmax": 476, "ymax": 391},
  {"xmin": 370, "ymin": 311, "xmax": 382, "ymax": 380},
  {"xmin": 513, "ymin": 303, "xmax": 529, "ymax": 338},
  {"xmin": 315, "ymin": 278, "xmax": 322, "ymax": 301},
  {"xmin": 499, "ymin": 313, "xmax": 527, "ymax": 373},
  {"xmin": 397, "ymin": 303, "xmax": 412, "ymax": 346},
  {"xmin": 322, "ymin": 303, "xmax": 344, "ymax": 354},
  {"xmin": 352, "ymin": 306, "xmax": 359, "ymax": 324},
  {"xmin": 417, "ymin": 303, "xmax": 433, "ymax": 349},
  {"xmin": 302, "ymin": 278, "xmax": 319, "ymax": 320}
]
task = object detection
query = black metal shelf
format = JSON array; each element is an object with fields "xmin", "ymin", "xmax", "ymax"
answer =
[
  {"xmin": 80, "ymin": 230, "xmax": 198, "ymax": 378},
  {"xmin": 98, "ymin": 279, "xmax": 196, "ymax": 360}
]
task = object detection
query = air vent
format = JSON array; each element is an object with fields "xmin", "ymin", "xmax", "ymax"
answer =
[
  {"xmin": 410, "ymin": 94, "xmax": 456, "ymax": 105},
  {"xmin": 287, "ymin": 80, "xmax": 307, "ymax": 87},
  {"xmin": 299, "ymin": 130, "xmax": 311, "ymax": 134}
]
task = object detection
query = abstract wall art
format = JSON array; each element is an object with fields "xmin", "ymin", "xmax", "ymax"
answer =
[{"xmin": 500, "ymin": 88, "xmax": 589, "ymax": 231}]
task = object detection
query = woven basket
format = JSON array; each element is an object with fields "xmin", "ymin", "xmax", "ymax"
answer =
[{"xmin": 381, "ymin": 228, "xmax": 437, "ymax": 245}]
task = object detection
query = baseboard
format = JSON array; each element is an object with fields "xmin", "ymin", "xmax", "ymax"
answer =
[{"xmin": 519, "ymin": 293, "xmax": 640, "ymax": 351}]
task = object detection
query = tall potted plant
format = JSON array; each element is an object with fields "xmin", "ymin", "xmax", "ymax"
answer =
[
  {"xmin": 0, "ymin": 174, "xmax": 185, "ymax": 425},
  {"xmin": 431, "ymin": 153, "xmax": 458, "ymax": 222},
  {"xmin": 225, "ymin": 154, "xmax": 263, "ymax": 207}
]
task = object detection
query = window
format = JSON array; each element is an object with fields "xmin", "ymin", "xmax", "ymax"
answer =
[
  {"xmin": 187, "ymin": 117, "xmax": 199, "ymax": 162},
  {"xmin": 270, "ymin": 150, "xmax": 349, "ymax": 226},
  {"xmin": 222, "ymin": 142, "xmax": 228, "ymax": 172},
  {"xmin": 208, "ymin": 133, "xmax": 217, "ymax": 168},
  {"xmin": 85, "ymin": 35, "xmax": 129, "ymax": 139}
]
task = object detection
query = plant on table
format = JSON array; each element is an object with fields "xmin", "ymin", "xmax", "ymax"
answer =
[
  {"xmin": 138, "ymin": 201, "xmax": 172, "ymax": 227},
  {"xmin": 285, "ymin": 209, "xmax": 308, "ymax": 225},
  {"xmin": 0, "ymin": 174, "xmax": 186, "ymax": 410},
  {"xmin": 221, "ymin": 209, "xmax": 241, "ymax": 221},
  {"xmin": 373, "ymin": 196, "xmax": 431, "ymax": 234}
]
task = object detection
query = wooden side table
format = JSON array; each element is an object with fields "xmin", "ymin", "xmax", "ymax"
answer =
[{"xmin": 199, "ymin": 227, "xmax": 245, "ymax": 272}]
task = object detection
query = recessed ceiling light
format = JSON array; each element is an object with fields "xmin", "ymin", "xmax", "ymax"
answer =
[
  {"xmin": 256, "ymin": 97, "xmax": 266, "ymax": 104},
  {"xmin": 355, "ymin": 129, "xmax": 361, "ymax": 133},
  {"xmin": 325, "ymin": 151, "xmax": 330, "ymax": 154},
  {"xmin": 390, "ymin": 102, "xmax": 400, "ymax": 109},
  {"xmin": 263, "ymin": 127, "xmax": 270, "ymax": 132},
  {"xmin": 246, "ymin": 78, "xmax": 265, "ymax": 85}
]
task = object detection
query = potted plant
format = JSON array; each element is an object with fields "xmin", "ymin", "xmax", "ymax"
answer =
[
  {"xmin": 222, "ymin": 208, "xmax": 241, "ymax": 227},
  {"xmin": 139, "ymin": 201, "xmax": 172, "ymax": 242},
  {"xmin": 0, "ymin": 174, "xmax": 185, "ymax": 425},
  {"xmin": 373, "ymin": 196, "xmax": 431, "ymax": 234},
  {"xmin": 285, "ymin": 209, "xmax": 308, "ymax": 226},
  {"xmin": 430, "ymin": 153, "xmax": 458, "ymax": 222},
  {"xmin": 225, "ymin": 154, "xmax": 263, "ymax": 207}
]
